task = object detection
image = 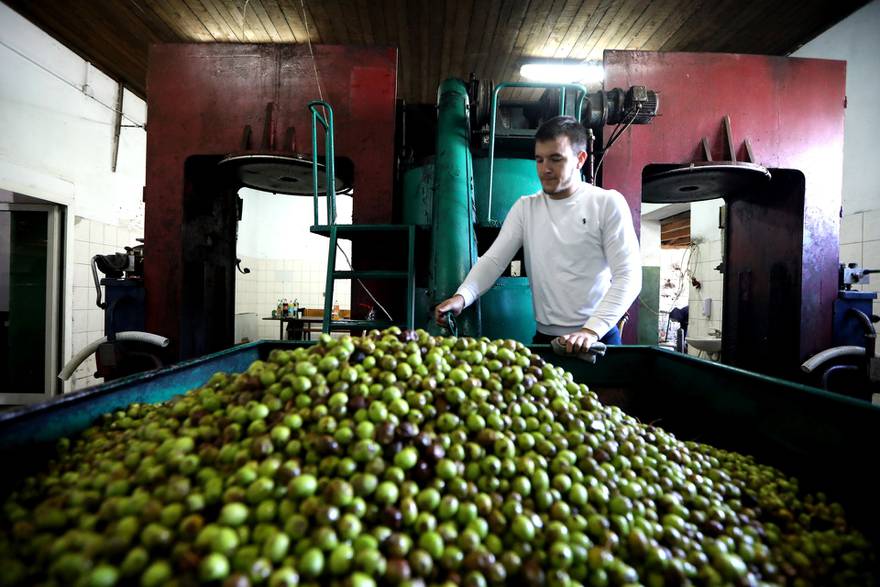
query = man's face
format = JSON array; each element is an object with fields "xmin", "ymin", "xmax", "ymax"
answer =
[{"xmin": 534, "ymin": 135, "xmax": 587, "ymax": 197}]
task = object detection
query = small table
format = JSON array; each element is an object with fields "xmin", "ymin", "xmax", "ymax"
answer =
[
  {"xmin": 262, "ymin": 316, "xmax": 321, "ymax": 341},
  {"xmin": 262, "ymin": 316, "xmax": 383, "ymax": 340}
]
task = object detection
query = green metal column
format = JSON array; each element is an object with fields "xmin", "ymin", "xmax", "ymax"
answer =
[{"xmin": 429, "ymin": 78, "xmax": 480, "ymax": 336}]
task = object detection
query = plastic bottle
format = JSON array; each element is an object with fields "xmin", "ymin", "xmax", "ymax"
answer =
[
  {"xmin": 332, "ymin": 300, "xmax": 340, "ymax": 320},
  {"xmin": 282, "ymin": 298, "xmax": 289, "ymax": 317},
  {"xmin": 276, "ymin": 299, "xmax": 282, "ymax": 317}
]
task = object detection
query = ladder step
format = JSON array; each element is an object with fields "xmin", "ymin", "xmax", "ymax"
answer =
[
  {"xmin": 333, "ymin": 270, "xmax": 409, "ymax": 279},
  {"xmin": 311, "ymin": 224, "xmax": 413, "ymax": 237}
]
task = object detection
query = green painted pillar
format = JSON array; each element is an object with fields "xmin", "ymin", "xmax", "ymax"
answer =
[{"xmin": 429, "ymin": 78, "xmax": 480, "ymax": 336}]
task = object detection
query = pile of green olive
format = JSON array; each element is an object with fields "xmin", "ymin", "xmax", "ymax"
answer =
[{"xmin": 0, "ymin": 328, "xmax": 875, "ymax": 586}]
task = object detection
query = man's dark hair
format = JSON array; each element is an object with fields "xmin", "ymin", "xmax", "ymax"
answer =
[{"xmin": 535, "ymin": 116, "xmax": 587, "ymax": 154}]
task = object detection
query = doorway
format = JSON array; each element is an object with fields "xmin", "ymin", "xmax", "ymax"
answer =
[{"xmin": 0, "ymin": 201, "xmax": 63, "ymax": 403}]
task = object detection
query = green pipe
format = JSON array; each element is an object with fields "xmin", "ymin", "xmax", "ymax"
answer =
[{"xmin": 429, "ymin": 78, "xmax": 480, "ymax": 336}]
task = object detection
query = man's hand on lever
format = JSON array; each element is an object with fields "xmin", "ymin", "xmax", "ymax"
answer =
[
  {"xmin": 557, "ymin": 328, "xmax": 599, "ymax": 354},
  {"xmin": 434, "ymin": 295, "xmax": 465, "ymax": 327}
]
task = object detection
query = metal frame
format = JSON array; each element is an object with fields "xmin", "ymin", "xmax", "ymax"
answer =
[
  {"xmin": 487, "ymin": 82, "xmax": 587, "ymax": 224},
  {"xmin": 0, "ymin": 203, "xmax": 62, "ymax": 404},
  {"xmin": 309, "ymin": 100, "xmax": 336, "ymax": 227}
]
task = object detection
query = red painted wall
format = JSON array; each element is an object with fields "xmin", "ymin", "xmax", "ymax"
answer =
[{"xmin": 602, "ymin": 51, "xmax": 845, "ymax": 363}]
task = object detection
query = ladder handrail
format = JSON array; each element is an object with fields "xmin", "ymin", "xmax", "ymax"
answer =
[
  {"xmin": 308, "ymin": 100, "xmax": 336, "ymax": 226},
  {"xmin": 487, "ymin": 82, "xmax": 588, "ymax": 224}
]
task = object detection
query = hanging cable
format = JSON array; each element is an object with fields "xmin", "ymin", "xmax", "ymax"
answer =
[
  {"xmin": 593, "ymin": 103, "xmax": 642, "ymax": 179},
  {"xmin": 240, "ymin": 0, "xmax": 252, "ymax": 40},
  {"xmin": 299, "ymin": 1, "xmax": 394, "ymax": 324},
  {"xmin": 0, "ymin": 39, "xmax": 145, "ymax": 129},
  {"xmin": 299, "ymin": 0, "xmax": 324, "ymax": 102}
]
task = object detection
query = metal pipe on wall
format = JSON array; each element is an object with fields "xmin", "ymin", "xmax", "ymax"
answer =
[{"xmin": 429, "ymin": 79, "xmax": 480, "ymax": 335}]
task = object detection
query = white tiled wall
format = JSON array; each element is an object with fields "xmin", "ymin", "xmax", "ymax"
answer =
[
  {"xmin": 687, "ymin": 200, "xmax": 724, "ymax": 354},
  {"xmin": 235, "ymin": 188, "xmax": 354, "ymax": 341},
  {"xmin": 70, "ymin": 216, "xmax": 143, "ymax": 390},
  {"xmin": 840, "ymin": 208, "xmax": 880, "ymax": 321},
  {"xmin": 658, "ymin": 246, "xmax": 691, "ymax": 343},
  {"xmin": 235, "ymin": 255, "xmax": 351, "ymax": 341},
  {"xmin": 687, "ymin": 239, "xmax": 724, "ymax": 348}
]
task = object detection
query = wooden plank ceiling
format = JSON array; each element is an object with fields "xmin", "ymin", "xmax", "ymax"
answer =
[{"xmin": 3, "ymin": 0, "xmax": 869, "ymax": 104}]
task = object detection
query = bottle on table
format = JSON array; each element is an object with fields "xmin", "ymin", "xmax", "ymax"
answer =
[
  {"xmin": 332, "ymin": 300, "xmax": 340, "ymax": 320},
  {"xmin": 282, "ymin": 298, "xmax": 289, "ymax": 317}
]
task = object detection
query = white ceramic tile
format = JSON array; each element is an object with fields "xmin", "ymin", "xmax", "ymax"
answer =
[
  {"xmin": 88, "ymin": 242, "xmax": 105, "ymax": 259},
  {"xmin": 74, "ymin": 217, "xmax": 90, "ymax": 242},
  {"xmin": 72, "ymin": 310, "xmax": 86, "ymax": 333},
  {"xmin": 87, "ymin": 309, "xmax": 103, "ymax": 332},
  {"xmin": 73, "ymin": 264, "xmax": 90, "ymax": 287},
  {"xmin": 863, "ymin": 209, "xmax": 880, "ymax": 242},
  {"xmin": 864, "ymin": 239, "xmax": 880, "ymax": 268},
  {"xmin": 74, "ymin": 240, "xmax": 90, "ymax": 263},
  {"xmin": 72, "ymin": 332, "xmax": 88, "ymax": 352},
  {"xmin": 840, "ymin": 242, "xmax": 862, "ymax": 266},
  {"xmin": 73, "ymin": 287, "xmax": 91, "ymax": 310},
  {"xmin": 840, "ymin": 213, "xmax": 863, "ymax": 245},
  {"xmin": 89, "ymin": 221, "xmax": 103, "ymax": 244}
]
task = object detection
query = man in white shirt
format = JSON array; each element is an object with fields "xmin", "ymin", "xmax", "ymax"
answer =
[{"xmin": 434, "ymin": 115, "xmax": 641, "ymax": 353}]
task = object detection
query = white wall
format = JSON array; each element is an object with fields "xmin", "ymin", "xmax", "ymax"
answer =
[
  {"xmin": 640, "ymin": 219, "xmax": 661, "ymax": 265},
  {"xmin": 235, "ymin": 189, "xmax": 352, "ymax": 340},
  {"xmin": 793, "ymin": 0, "xmax": 880, "ymax": 216},
  {"xmin": 687, "ymin": 200, "xmax": 724, "ymax": 348},
  {"xmin": 793, "ymin": 0, "xmax": 880, "ymax": 320},
  {"xmin": 1, "ymin": 4, "xmax": 147, "ymax": 391}
]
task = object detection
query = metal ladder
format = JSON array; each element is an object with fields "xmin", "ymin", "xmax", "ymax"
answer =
[{"xmin": 308, "ymin": 101, "xmax": 416, "ymax": 334}]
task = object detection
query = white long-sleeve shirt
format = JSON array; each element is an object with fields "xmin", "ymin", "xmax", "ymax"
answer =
[{"xmin": 455, "ymin": 181, "xmax": 641, "ymax": 338}]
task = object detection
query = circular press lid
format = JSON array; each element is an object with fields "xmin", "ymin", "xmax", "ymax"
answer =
[
  {"xmin": 218, "ymin": 153, "xmax": 350, "ymax": 196},
  {"xmin": 642, "ymin": 161, "xmax": 771, "ymax": 203}
]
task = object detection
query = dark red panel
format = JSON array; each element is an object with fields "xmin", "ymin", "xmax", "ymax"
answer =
[
  {"xmin": 144, "ymin": 44, "xmax": 397, "ymax": 357},
  {"xmin": 602, "ymin": 51, "xmax": 845, "ymax": 365}
]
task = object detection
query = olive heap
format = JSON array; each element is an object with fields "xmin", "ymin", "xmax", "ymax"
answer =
[{"xmin": 0, "ymin": 328, "xmax": 875, "ymax": 587}]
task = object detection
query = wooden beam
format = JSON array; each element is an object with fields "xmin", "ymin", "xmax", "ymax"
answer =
[
  {"xmin": 544, "ymin": 0, "xmax": 586, "ymax": 58},
  {"xmin": 249, "ymin": 0, "xmax": 286, "ymax": 42},
  {"xmin": 474, "ymin": 0, "xmax": 502, "ymax": 81}
]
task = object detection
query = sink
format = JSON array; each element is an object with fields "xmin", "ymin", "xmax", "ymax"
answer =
[{"xmin": 687, "ymin": 337, "xmax": 722, "ymax": 353}]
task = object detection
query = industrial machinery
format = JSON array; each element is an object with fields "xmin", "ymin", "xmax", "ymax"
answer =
[
  {"xmin": 135, "ymin": 45, "xmax": 850, "ymax": 390},
  {"xmin": 140, "ymin": 42, "xmax": 660, "ymax": 363},
  {"xmin": 399, "ymin": 79, "xmax": 658, "ymax": 341},
  {"xmin": 144, "ymin": 44, "xmax": 398, "ymax": 362},
  {"xmin": 800, "ymin": 263, "xmax": 880, "ymax": 399},
  {"xmin": 58, "ymin": 243, "xmax": 170, "ymax": 383},
  {"xmin": 601, "ymin": 51, "xmax": 847, "ymax": 381}
]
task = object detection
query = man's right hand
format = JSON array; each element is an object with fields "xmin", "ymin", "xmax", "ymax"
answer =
[{"xmin": 434, "ymin": 295, "xmax": 465, "ymax": 327}]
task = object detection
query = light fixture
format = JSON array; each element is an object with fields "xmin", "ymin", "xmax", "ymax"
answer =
[{"xmin": 519, "ymin": 61, "xmax": 604, "ymax": 84}]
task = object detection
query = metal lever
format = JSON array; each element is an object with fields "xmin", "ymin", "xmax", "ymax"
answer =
[
  {"xmin": 90, "ymin": 255, "xmax": 106, "ymax": 309},
  {"xmin": 550, "ymin": 338, "xmax": 607, "ymax": 363},
  {"xmin": 443, "ymin": 311, "xmax": 459, "ymax": 337}
]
